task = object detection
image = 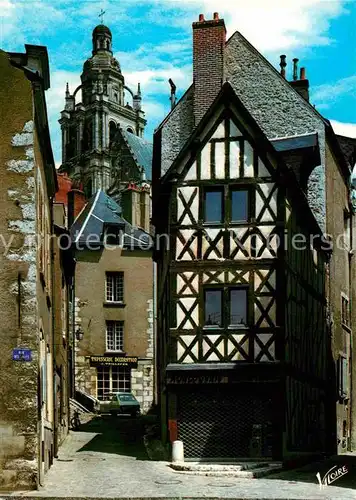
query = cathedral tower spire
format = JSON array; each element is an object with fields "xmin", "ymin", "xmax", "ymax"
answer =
[
  {"xmin": 92, "ymin": 24, "xmax": 113, "ymax": 55},
  {"xmin": 59, "ymin": 24, "xmax": 147, "ymax": 197}
]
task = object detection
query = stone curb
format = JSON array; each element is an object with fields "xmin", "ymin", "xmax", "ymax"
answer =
[{"xmin": 0, "ymin": 497, "xmax": 338, "ymax": 500}]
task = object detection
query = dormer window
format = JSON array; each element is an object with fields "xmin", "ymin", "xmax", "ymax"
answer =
[{"xmin": 103, "ymin": 223, "xmax": 124, "ymax": 246}]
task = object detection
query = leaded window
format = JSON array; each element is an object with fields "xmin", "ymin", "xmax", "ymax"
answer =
[
  {"xmin": 106, "ymin": 321, "xmax": 124, "ymax": 352},
  {"xmin": 106, "ymin": 272, "xmax": 124, "ymax": 302},
  {"xmin": 204, "ymin": 287, "xmax": 248, "ymax": 328},
  {"xmin": 231, "ymin": 189, "xmax": 248, "ymax": 222},
  {"xmin": 204, "ymin": 189, "xmax": 223, "ymax": 223}
]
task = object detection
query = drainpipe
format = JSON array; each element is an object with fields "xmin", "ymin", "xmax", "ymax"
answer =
[
  {"xmin": 349, "ymin": 211, "xmax": 354, "ymax": 450},
  {"xmin": 153, "ymin": 261, "xmax": 158, "ymax": 405},
  {"xmin": 50, "ymin": 196, "xmax": 57, "ymax": 461},
  {"xmin": 71, "ymin": 272, "xmax": 76, "ymax": 399}
]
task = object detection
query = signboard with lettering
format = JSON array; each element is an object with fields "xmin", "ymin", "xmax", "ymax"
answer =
[
  {"xmin": 13, "ymin": 348, "xmax": 32, "ymax": 362},
  {"xmin": 166, "ymin": 374, "xmax": 229, "ymax": 385},
  {"xmin": 89, "ymin": 356, "xmax": 138, "ymax": 368}
]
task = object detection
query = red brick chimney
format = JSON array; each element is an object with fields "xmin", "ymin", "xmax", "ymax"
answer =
[
  {"xmin": 193, "ymin": 12, "xmax": 226, "ymax": 125},
  {"xmin": 67, "ymin": 189, "xmax": 86, "ymax": 228}
]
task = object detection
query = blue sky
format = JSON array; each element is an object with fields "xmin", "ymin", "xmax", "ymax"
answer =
[{"xmin": 1, "ymin": 0, "xmax": 356, "ymax": 165}]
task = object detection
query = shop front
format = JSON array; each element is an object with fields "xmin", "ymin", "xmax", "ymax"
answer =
[{"xmin": 166, "ymin": 365, "xmax": 283, "ymax": 460}]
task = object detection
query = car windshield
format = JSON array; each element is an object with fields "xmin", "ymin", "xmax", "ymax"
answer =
[{"xmin": 118, "ymin": 394, "xmax": 136, "ymax": 402}]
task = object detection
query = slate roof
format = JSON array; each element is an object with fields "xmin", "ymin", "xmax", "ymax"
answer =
[
  {"xmin": 121, "ymin": 129, "xmax": 153, "ymax": 181},
  {"xmin": 271, "ymin": 133, "xmax": 318, "ymax": 152},
  {"xmin": 70, "ymin": 190, "xmax": 151, "ymax": 250},
  {"xmin": 336, "ymin": 134, "xmax": 356, "ymax": 167}
]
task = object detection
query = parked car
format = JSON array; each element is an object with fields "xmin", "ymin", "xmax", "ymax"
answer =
[
  {"xmin": 99, "ymin": 392, "xmax": 114, "ymax": 413},
  {"xmin": 108, "ymin": 392, "xmax": 140, "ymax": 417}
]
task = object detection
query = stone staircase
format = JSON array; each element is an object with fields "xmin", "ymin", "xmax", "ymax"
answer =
[{"xmin": 170, "ymin": 460, "xmax": 283, "ymax": 478}]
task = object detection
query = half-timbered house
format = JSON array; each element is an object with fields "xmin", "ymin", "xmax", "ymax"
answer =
[
  {"xmin": 153, "ymin": 13, "xmax": 356, "ymax": 461},
  {"xmin": 154, "ymin": 82, "xmax": 331, "ymax": 461}
]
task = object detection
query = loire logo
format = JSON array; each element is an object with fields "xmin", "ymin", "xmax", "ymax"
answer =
[{"xmin": 316, "ymin": 465, "xmax": 348, "ymax": 488}]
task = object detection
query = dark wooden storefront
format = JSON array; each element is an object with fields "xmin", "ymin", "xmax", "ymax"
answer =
[{"xmin": 166, "ymin": 364, "xmax": 283, "ymax": 460}]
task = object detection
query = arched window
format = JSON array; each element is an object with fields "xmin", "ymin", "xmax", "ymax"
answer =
[
  {"xmin": 127, "ymin": 127, "xmax": 134, "ymax": 134},
  {"xmin": 106, "ymin": 40, "xmax": 110, "ymax": 50},
  {"xmin": 82, "ymin": 119, "xmax": 93, "ymax": 152},
  {"xmin": 84, "ymin": 179, "xmax": 92, "ymax": 199},
  {"xmin": 114, "ymin": 93, "xmax": 118, "ymax": 102},
  {"xmin": 109, "ymin": 121, "xmax": 117, "ymax": 145},
  {"xmin": 86, "ymin": 180, "xmax": 92, "ymax": 198}
]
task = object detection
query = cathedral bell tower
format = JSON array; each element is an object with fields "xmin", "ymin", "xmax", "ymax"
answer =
[{"xmin": 59, "ymin": 23, "xmax": 146, "ymax": 197}]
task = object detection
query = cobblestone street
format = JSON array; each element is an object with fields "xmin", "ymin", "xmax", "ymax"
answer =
[{"xmin": 3, "ymin": 414, "xmax": 355, "ymax": 500}]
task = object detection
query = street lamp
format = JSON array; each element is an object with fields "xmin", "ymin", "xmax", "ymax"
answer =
[{"xmin": 75, "ymin": 327, "xmax": 84, "ymax": 341}]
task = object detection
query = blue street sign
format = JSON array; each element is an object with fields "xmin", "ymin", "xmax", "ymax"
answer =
[{"xmin": 13, "ymin": 348, "xmax": 32, "ymax": 361}]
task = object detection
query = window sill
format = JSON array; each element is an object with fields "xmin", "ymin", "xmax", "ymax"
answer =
[
  {"xmin": 103, "ymin": 302, "xmax": 126, "ymax": 308},
  {"xmin": 202, "ymin": 325, "xmax": 248, "ymax": 331}
]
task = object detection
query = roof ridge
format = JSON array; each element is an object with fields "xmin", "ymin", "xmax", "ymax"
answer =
[{"xmin": 75, "ymin": 190, "xmax": 101, "ymax": 242}]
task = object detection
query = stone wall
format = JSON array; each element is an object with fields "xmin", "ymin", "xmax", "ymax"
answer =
[
  {"xmin": 131, "ymin": 298, "xmax": 154, "ymax": 413},
  {"xmin": 0, "ymin": 51, "xmax": 39, "ymax": 490}
]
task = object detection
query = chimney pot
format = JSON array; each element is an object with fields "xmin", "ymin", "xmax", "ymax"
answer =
[
  {"xmin": 279, "ymin": 55, "xmax": 287, "ymax": 79},
  {"xmin": 300, "ymin": 67, "xmax": 306, "ymax": 80},
  {"xmin": 214, "ymin": 12, "xmax": 219, "ymax": 20},
  {"xmin": 292, "ymin": 58, "xmax": 299, "ymax": 81},
  {"xmin": 199, "ymin": 13, "xmax": 205, "ymax": 22}
]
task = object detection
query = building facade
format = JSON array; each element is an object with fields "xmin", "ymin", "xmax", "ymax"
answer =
[
  {"xmin": 153, "ymin": 13, "xmax": 356, "ymax": 461},
  {"xmin": 69, "ymin": 190, "xmax": 154, "ymax": 412},
  {"xmin": 0, "ymin": 46, "xmax": 72, "ymax": 490}
]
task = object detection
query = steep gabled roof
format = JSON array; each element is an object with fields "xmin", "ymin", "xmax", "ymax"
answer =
[
  {"xmin": 70, "ymin": 190, "xmax": 151, "ymax": 250},
  {"xmin": 161, "ymin": 82, "xmax": 290, "ymax": 183},
  {"xmin": 120, "ymin": 128, "xmax": 153, "ymax": 181},
  {"xmin": 156, "ymin": 82, "xmax": 323, "ymax": 238}
]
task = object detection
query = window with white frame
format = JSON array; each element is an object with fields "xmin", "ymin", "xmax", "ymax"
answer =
[
  {"xmin": 106, "ymin": 272, "xmax": 124, "ymax": 302},
  {"xmin": 106, "ymin": 321, "xmax": 124, "ymax": 352},
  {"xmin": 96, "ymin": 366, "xmax": 131, "ymax": 400}
]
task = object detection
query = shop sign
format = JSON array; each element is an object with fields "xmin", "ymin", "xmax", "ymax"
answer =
[
  {"xmin": 89, "ymin": 355, "xmax": 138, "ymax": 368},
  {"xmin": 166, "ymin": 374, "xmax": 229, "ymax": 385}
]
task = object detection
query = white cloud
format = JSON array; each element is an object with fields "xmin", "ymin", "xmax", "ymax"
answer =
[
  {"xmin": 0, "ymin": 0, "xmax": 65, "ymax": 48},
  {"xmin": 123, "ymin": 65, "xmax": 191, "ymax": 98},
  {"xmin": 312, "ymin": 76, "xmax": 356, "ymax": 109},
  {"xmin": 330, "ymin": 120, "xmax": 356, "ymax": 139},
  {"xmin": 149, "ymin": 0, "xmax": 347, "ymax": 51}
]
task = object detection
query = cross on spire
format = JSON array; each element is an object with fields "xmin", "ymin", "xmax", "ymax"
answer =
[{"xmin": 98, "ymin": 8, "xmax": 106, "ymax": 24}]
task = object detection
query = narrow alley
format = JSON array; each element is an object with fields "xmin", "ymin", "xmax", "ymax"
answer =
[{"xmin": 8, "ymin": 414, "xmax": 356, "ymax": 500}]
